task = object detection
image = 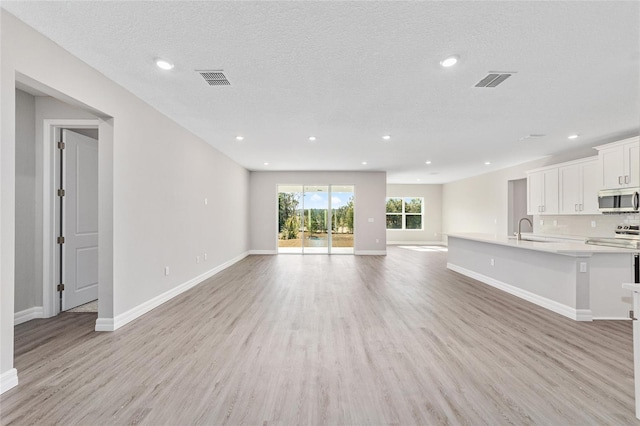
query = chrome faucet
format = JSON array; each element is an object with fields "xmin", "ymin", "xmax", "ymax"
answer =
[{"xmin": 517, "ymin": 217, "xmax": 533, "ymax": 241}]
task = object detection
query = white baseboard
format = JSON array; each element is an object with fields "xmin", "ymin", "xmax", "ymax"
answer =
[
  {"xmin": 94, "ymin": 318, "xmax": 114, "ymax": 332},
  {"xmin": 0, "ymin": 368, "xmax": 18, "ymax": 394},
  {"xmin": 354, "ymin": 250, "xmax": 387, "ymax": 256},
  {"xmin": 387, "ymin": 240, "xmax": 445, "ymax": 246},
  {"xmin": 249, "ymin": 250, "xmax": 277, "ymax": 255},
  {"xmin": 14, "ymin": 306, "xmax": 44, "ymax": 325},
  {"xmin": 447, "ymin": 263, "xmax": 593, "ymax": 322},
  {"xmin": 592, "ymin": 316, "xmax": 631, "ymax": 321},
  {"xmin": 95, "ymin": 251, "xmax": 250, "ymax": 332}
]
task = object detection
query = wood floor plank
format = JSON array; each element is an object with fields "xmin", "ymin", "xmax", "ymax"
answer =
[{"xmin": 1, "ymin": 247, "xmax": 639, "ymax": 425}]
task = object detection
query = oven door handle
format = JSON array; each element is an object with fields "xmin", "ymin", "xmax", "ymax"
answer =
[{"xmin": 634, "ymin": 192, "xmax": 639, "ymax": 211}]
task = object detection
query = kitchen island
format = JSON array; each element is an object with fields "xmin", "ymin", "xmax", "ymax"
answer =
[{"xmin": 447, "ymin": 233, "xmax": 637, "ymax": 321}]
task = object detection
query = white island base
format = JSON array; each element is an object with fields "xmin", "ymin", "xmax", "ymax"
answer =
[{"xmin": 447, "ymin": 234, "xmax": 636, "ymax": 321}]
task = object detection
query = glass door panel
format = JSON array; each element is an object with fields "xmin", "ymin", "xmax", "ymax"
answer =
[
  {"xmin": 303, "ymin": 186, "xmax": 329, "ymax": 254},
  {"xmin": 277, "ymin": 185, "xmax": 303, "ymax": 254},
  {"xmin": 330, "ymin": 185, "xmax": 354, "ymax": 254}
]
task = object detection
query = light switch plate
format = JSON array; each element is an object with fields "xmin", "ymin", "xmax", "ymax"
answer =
[{"xmin": 368, "ymin": 218, "xmax": 374, "ymax": 223}]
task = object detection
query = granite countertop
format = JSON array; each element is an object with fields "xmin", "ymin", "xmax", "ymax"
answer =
[{"xmin": 447, "ymin": 233, "xmax": 639, "ymax": 255}]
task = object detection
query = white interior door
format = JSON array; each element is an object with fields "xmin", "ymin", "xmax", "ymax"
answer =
[{"xmin": 62, "ymin": 129, "xmax": 99, "ymax": 310}]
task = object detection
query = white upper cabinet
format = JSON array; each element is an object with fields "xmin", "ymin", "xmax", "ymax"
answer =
[
  {"xmin": 594, "ymin": 137, "xmax": 640, "ymax": 189},
  {"xmin": 559, "ymin": 158, "xmax": 599, "ymax": 215},
  {"xmin": 527, "ymin": 168, "xmax": 558, "ymax": 215}
]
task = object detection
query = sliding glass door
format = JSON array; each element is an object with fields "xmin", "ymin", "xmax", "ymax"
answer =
[
  {"xmin": 277, "ymin": 184, "xmax": 354, "ymax": 254},
  {"xmin": 330, "ymin": 185, "xmax": 354, "ymax": 254},
  {"xmin": 303, "ymin": 186, "xmax": 329, "ymax": 253},
  {"xmin": 278, "ymin": 185, "xmax": 304, "ymax": 254}
]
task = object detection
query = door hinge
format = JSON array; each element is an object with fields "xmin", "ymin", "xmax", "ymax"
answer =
[
  {"xmin": 57, "ymin": 188, "xmax": 65, "ymax": 197},
  {"xmin": 57, "ymin": 141, "xmax": 65, "ymax": 150},
  {"xmin": 57, "ymin": 236, "xmax": 65, "ymax": 244},
  {"xmin": 57, "ymin": 284, "xmax": 65, "ymax": 292}
]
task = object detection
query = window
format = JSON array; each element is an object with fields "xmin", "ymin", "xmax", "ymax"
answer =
[{"xmin": 386, "ymin": 197, "xmax": 423, "ymax": 230}]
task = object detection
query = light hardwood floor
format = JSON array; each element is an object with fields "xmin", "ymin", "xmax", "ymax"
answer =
[{"xmin": 2, "ymin": 247, "xmax": 639, "ymax": 425}]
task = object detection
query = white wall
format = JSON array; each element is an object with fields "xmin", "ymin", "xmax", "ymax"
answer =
[
  {"xmin": 14, "ymin": 89, "xmax": 37, "ymax": 312},
  {"xmin": 386, "ymin": 184, "xmax": 443, "ymax": 244},
  {"xmin": 1, "ymin": 11, "xmax": 250, "ymax": 390},
  {"xmin": 250, "ymin": 171, "xmax": 387, "ymax": 254}
]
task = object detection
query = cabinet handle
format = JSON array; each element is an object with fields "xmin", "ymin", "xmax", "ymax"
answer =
[
  {"xmin": 625, "ymin": 175, "xmax": 630, "ymax": 184},
  {"xmin": 542, "ymin": 205, "xmax": 545, "ymax": 212},
  {"xmin": 619, "ymin": 176, "xmax": 624, "ymax": 185},
  {"xmin": 574, "ymin": 204, "xmax": 578, "ymax": 211}
]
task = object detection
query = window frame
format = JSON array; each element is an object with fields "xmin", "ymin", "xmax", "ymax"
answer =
[{"xmin": 385, "ymin": 197, "xmax": 424, "ymax": 230}]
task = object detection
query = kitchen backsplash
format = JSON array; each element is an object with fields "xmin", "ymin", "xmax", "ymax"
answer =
[{"xmin": 532, "ymin": 214, "xmax": 640, "ymax": 238}]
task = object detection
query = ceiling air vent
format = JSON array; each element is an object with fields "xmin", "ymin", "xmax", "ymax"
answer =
[
  {"xmin": 197, "ymin": 70, "xmax": 231, "ymax": 86},
  {"xmin": 474, "ymin": 71, "xmax": 515, "ymax": 88}
]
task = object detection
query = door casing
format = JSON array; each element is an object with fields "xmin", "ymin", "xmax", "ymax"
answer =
[{"xmin": 42, "ymin": 119, "xmax": 99, "ymax": 317}]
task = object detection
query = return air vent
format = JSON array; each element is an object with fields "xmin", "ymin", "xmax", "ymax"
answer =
[
  {"xmin": 197, "ymin": 70, "xmax": 231, "ymax": 86},
  {"xmin": 474, "ymin": 72, "xmax": 515, "ymax": 88}
]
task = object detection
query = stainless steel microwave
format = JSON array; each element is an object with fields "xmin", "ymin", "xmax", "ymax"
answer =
[{"xmin": 598, "ymin": 188, "xmax": 639, "ymax": 213}]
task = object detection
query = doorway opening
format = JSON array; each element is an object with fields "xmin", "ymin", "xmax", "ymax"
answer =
[
  {"xmin": 508, "ymin": 178, "xmax": 532, "ymax": 236},
  {"xmin": 44, "ymin": 119, "xmax": 101, "ymax": 318},
  {"xmin": 277, "ymin": 185, "xmax": 354, "ymax": 254}
]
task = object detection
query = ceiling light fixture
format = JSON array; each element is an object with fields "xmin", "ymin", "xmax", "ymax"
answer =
[
  {"xmin": 362, "ymin": 161, "xmax": 368, "ymax": 165},
  {"xmin": 263, "ymin": 162, "xmax": 269, "ymax": 166},
  {"xmin": 440, "ymin": 55, "xmax": 459, "ymax": 67},
  {"xmin": 425, "ymin": 161, "xmax": 432, "ymax": 165},
  {"xmin": 568, "ymin": 134, "xmax": 579, "ymax": 139},
  {"xmin": 155, "ymin": 58, "xmax": 174, "ymax": 70},
  {"xmin": 382, "ymin": 135, "xmax": 391, "ymax": 140},
  {"xmin": 484, "ymin": 161, "xmax": 491, "ymax": 165},
  {"xmin": 235, "ymin": 136, "xmax": 244, "ymax": 141},
  {"xmin": 308, "ymin": 136, "xmax": 316, "ymax": 141}
]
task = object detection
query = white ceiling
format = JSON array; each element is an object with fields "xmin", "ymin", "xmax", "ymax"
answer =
[{"xmin": 3, "ymin": 1, "xmax": 639, "ymax": 184}]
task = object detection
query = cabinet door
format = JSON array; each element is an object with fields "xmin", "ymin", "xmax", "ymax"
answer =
[
  {"xmin": 559, "ymin": 164, "xmax": 581, "ymax": 214},
  {"xmin": 626, "ymin": 142, "xmax": 640, "ymax": 187},
  {"xmin": 542, "ymin": 168, "xmax": 559, "ymax": 215},
  {"xmin": 599, "ymin": 147, "xmax": 625, "ymax": 189},
  {"xmin": 527, "ymin": 172, "xmax": 543, "ymax": 215},
  {"xmin": 581, "ymin": 161, "xmax": 599, "ymax": 214}
]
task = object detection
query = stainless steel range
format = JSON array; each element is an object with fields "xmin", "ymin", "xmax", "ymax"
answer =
[
  {"xmin": 586, "ymin": 225, "xmax": 640, "ymax": 249},
  {"xmin": 587, "ymin": 225, "xmax": 640, "ymax": 283}
]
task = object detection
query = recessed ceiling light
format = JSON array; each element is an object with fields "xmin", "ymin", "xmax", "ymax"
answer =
[
  {"xmin": 235, "ymin": 136, "xmax": 244, "ymax": 141},
  {"xmin": 440, "ymin": 55, "xmax": 459, "ymax": 67},
  {"xmin": 416, "ymin": 178, "xmax": 421, "ymax": 182},
  {"xmin": 382, "ymin": 135, "xmax": 391, "ymax": 141},
  {"xmin": 361, "ymin": 161, "xmax": 368, "ymax": 165},
  {"xmin": 568, "ymin": 134, "xmax": 579, "ymax": 139},
  {"xmin": 155, "ymin": 58, "xmax": 174, "ymax": 70},
  {"xmin": 425, "ymin": 161, "xmax": 432, "ymax": 165},
  {"xmin": 308, "ymin": 136, "xmax": 316, "ymax": 141},
  {"xmin": 263, "ymin": 162, "xmax": 269, "ymax": 166},
  {"xmin": 484, "ymin": 161, "xmax": 491, "ymax": 165}
]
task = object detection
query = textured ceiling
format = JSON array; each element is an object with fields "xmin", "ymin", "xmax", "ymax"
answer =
[{"xmin": 3, "ymin": 1, "xmax": 639, "ymax": 183}]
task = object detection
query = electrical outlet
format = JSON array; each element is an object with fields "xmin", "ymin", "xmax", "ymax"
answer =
[
  {"xmin": 591, "ymin": 221, "xmax": 596, "ymax": 228},
  {"xmin": 540, "ymin": 220, "xmax": 544, "ymax": 226},
  {"xmin": 196, "ymin": 256, "xmax": 200, "ymax": 264},
  {"xmin": 164, "ymin": 266, "xmax": 170, "ymax": 276},
  {"xmin": 579, "ymin": 262, "xmax": 587, "ymax": 273},
  {"xmin": 553, "ymin": 220, "xmax": 558, "ymax": 226},
  {"xmin": 490, "ymin": 258, "xmax": 495, "ymax": 266},
  {"xmin": 204, "ymin": 253, "xmax": 207, "ymax": 261}
]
